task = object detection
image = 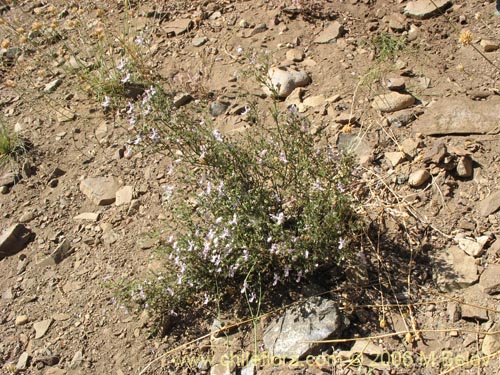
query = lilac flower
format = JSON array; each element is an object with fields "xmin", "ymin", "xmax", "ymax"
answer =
[
  {"xmin": 249, "ymin": 292, "xmax": 256, "ymax": 303},
  {"xmin": 135, "ymin": 36, "xmax": 144, "ymax": 45},
  {"xmin": 229, "ymin": 213, "xmax": 237, "ymax": 225},
  {"xmin": 149, "ymin": 127, "xmax": 160, "ymax": 142},
  {"xmin": 164, "ymin": 185, "xmax": 174, "ymax": 201},
  {"xmin": 337, "ymin": 181, "xmax": 346, "ymax": 193},
  {"xmin": 121, "ymin": 71, "xmax": 130, "ymax": 83},
  {"xmin": 236, "ymin": 46, "xmax": 243, "ymax": 54},
  {"xmin": 129, "ymin": 116, "xmax": 136, "ymax": 126},
  {"xmin": 241, "ymin": 281, "xmax": 248, "ymax": 294},
  {"xmin": 272, "ymin": 273, "xmax": 280, "ymax": 286},
  {"xmin": 117, "ymin": 58, "xmax": 126, "ymax": 71},
  {"xmin": 126, "ymin": 102, "xmax": 134, "ymax": 114},
  {"xmin": 279, "ymin": 151, "xmax": 288, "ymax": 164},
  {"xmin": 203, "ymin": 293, "xmax": 209, "ymax": 305},
  {"xmin": 166, "ymin": 287, "xmax": 174, "ymax": 297},
  {"xmin": 241, "ymin": 106, "xmax": 250, "ymax": 115},
  {"xmin": 133, "ymin": 134, "xmax": 142, "ymax": 145},
  {"xmin": 338, "ymin": 237, "xmax": 346, "ymax": 250},
  {"xmin": 212, "ymin": 129, "xmax": 223, "ymax": 142},
  {"xmin": 101, "ymin": 96, "xmax": 111, "ymax": 108},
  {"xmin": 270, "ymin": 212, "xmax": 285, "ymax": 225},
  {"xmin": 288, "ymin": 104, "xmax": 298, "ymax": 114}
]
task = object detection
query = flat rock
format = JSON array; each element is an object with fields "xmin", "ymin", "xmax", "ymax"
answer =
[
  {"xmin": 285, "ymin": 49, "xmax": 304, "ymax": 62},
  {"xmin": 457, "ymin": 235, "xmax": 489, "ymax": 257},
  {"xmin": 479, "ymin": 263, "xmax": 500, "ymax": 295},
  {"xmin": 461, "ymin": 304, "xmax": 488, "ymax": 321},
  {"xmin": 44, "ymin": 78, "xmax": 62, "ymax": 94},
  {"xmin": 164, "ymin": 18, "xmax": 192, "ymax": 36},
  {"xmin": 482, "ymin": 322, "xmax": 500, "ymax": 355},
  {"xmin": 73, "ymin": 212, "xmax": 100, "ymax": 222},
  {"xmin": 264, "ymin": 66, "xmax": 311, "ymax": 98},
  {"xmin": 434, "ymin": 246, "xmax": 478, "ymax": 292},
  {"xmin": 34, "ymin": 319, "xmax": 53, "ymax": 339},
  {"xmin": 45, "ymin": 368, "xmax": 67, "ymax": 375},
  {"xmin": 412, "ymin": 97, "xmax": 500, "ymax": 135},
  {"xmin": 16, "ymin": 352, "xmax": 29, "ymax": 370},
  {"xmin": 263, "ymin": 296, "xmax": 347, "ymax": 358},
  {"xmin": 478, "ymin": 191, "xmax": 500, "ymax": 216},
  {"xmin": 192, "ymin": 36, "xmax": 208, "ymax": 47},
  {"xmin": 303, "ymin": 95, "xmax": 326, "ymax": 108},
  {"xmin": 116, "ymin": 186, "xmax": 134, "ymax": 206},
  {"xmin": 372, "ymin": 92, "xmax": 415, "ymax": 112},
  {"xmin": 0, "ymin": 223, "xmax": 34, "ymax": 260},
  {"xmin": 80, "ymin": 176, "xmax": 119, "ymax": 205},
  {"xmin": 173, "ymin": 93, "xmax": 193, "ymax": 108},
  {"xmin": 37, "ymin": 239, "xmax": 73, "ymax": 267},
  {"xmin": 314, "ymin": 21, "xmax": 344, "ymax": 43},
  {"xmin": 456, "ymin": 156, "xmax": 473, "ymax": 177},
  {"xmin": 15, "ymin": 315, "xmax": 29, "ymax": 326},
  {"xmin": 385, "ymin": 151, "xmax": 406, "ymax": 167},
  {"xmin": 404, "ymin": 0, "xmax": 452, "ymax": 19}
]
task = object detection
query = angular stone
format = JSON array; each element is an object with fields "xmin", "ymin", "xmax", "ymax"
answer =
[
  {"xmin": 480, "ymin": 39, "xmax": 499, "ymax": 52},
  {"xmin": 16, "ymin": 352, "xmax": 29, "ymax": 370},
  {"xmin": 456, "ymin": 155, "xmax": 473, "ymax": 178},
  {"xmin": 386, "ymin": 77, "xmax": 406, "ymax": 92},
  {"xmin": 37, "ymin": 239, "xmax": 73, "ymax": 267},
  {"xmin": 314, "ymin": 21, "xmax": 344, "ymax": 43},
  {"xmin": 404, "ymin": 0, "xmax": 452, "ymax": 19},
  {"xmin": 372, "ymin": 92, "xmax": 415, "ymax": 112},
  {"xmin": 285, "ymin": 49, "xmax": 304, "ymax": 62},
  {"xmin": 192, "ymin": 36, "xmax": 208, "ymax": 47},
  {"xmin": 482, "ymin": 322, "xmax": 500, "ymax": 355},
  {"xmin": 116, "ymin": 186, "xmax": 134, "ymax": 206},
  {"xmin": 461, "ymin": 305, "xmax": 488, "ymax": 321},
  {"xmin": 478, "ymin": 191, "xmax": 500, "ymax": 217},
  {"xmin": 80, "ymin": 176, "xmax": 119, "ymax": 205},
  {"xmin": 45, "ymin": 368, "xmax": 67, "ymax": 375},
  {"xmin": 434, "ymin": 246, "xmax": 478, "ymax": 292},
  {"xmin": 173, "ymin": 93, "xmax": 193, "ymax": 108},
  {"xmin": 0, "ymin": 224, "xmax": 34, "ymax": 260},
  {"xmin": 263, "ymin": 296, "xmax": 348, "ymax": 358},
  {"xmin": 412, "ymin": 97, "xmax": 500, "ymax": 136},
  {"xmin": 385, "ymin": 151, "xmax": 406, "ymax": 167},
  {"xmin": 457, "ymin": 236, "xmax": 489, "ymax": 257},
  {"xmin": 44, "ymin": 78, "xmax": 62, "ymax": 94},
  {"xmin": 164, "ymin": 19, "xmax": 193, "ymax": 36},
  {"xmin": 15, "ymin": 315, "xmax": 29, "ymax": 326},
  {"xmin": 264, "ymin": 66, "xmax": 311, "ymax": 98},
  {"xmin": 479, "ymin": 264, "xmax": 500, "ymax": 295},
  {"xmin": 73, "ymin": 212, "xmax": 100, "ymax": 222},
  {"xmin": 303, "ymin": 95, "xmax": 326, "ymax": 108},
  {"xmin": 34, "ymin": 319, "xmax": 53, "ymax": 339},
  {"xmin": 408, "ymin": 169, "xmax": 431, "ymax": 187},
  {"xmin": 386, "ymin": 109, "xmax": 420, "ymax": 127}
]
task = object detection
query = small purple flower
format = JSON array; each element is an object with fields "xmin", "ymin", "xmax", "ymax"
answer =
[
  {"xmin": 337, "ymin": 181, "xmax": 345, "ymax": 193},
  {"xmin": 338, "ymin": 237, "xmax": 346, "ymax": 250},
  {"xmin": 249, "ymin": 292, "xmax": 256, "ymax": 303},
  {"xmin": 126, "ymin": 102, "xmax": 134, "ymax": 114},
  {"xmin": 133, "ymin": 134, "xmax": 142, "ymax": 145},
  {"xmin": 121, "ymin": 72, "xmax": 130, "ymax": 83},
  {"xmin": 135, "ymin": 36, "xmax": 144, "ymax": 45},
  {"xmin": 149, "ymin": 127, "xmax": 160, "ymax": 142},
  {"xmin": 101, "ymin": 96, "xmax": 111, "ymax": 108},
  {"xmin": 117, "ymin": 58, "xmax": 126, "ymax": 71},
  {"xmin": 212, "ymin": 129, "xmax": 223, "ymax": 142}
]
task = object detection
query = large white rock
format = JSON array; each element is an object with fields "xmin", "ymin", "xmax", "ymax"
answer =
[
  {"xmin": 80, "ymin": 176, "xmax": 119, "ymax": 206},
  {"xmin": 404, "ymin": 0, "xmax": 452, "ymax": 19},
  {"xmin": 263, "ymin": 66, "xmax": 311, "ymax": 98}
]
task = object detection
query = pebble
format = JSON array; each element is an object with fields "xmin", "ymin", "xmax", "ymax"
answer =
[
  {"xmin": 73, "ymin": 212, "xmax": 100, "ymax": 222},
  {"xmin": 478, "ymin": 190, "xmax": 500, "ymax": 217},
  {"xmin": 408, "ymin": 169, "xmax": 431, "ymax": 187},
  {"xmin": 15, "ymin": 315, "xmax": 29, "ymax": 326},
  {"xmin": 192, "ymin": 36, "xmax": 208, "ymax": 47},
  {"xmin": 386, "ymin": 77, "xmax": 406, "ymax": 92},
  {"xmin": 385, "ymin": 151, "xmax": 406, "ymax": 168},
  {"xmin": 482, "ymin": 322, "xmax": 500, "ymax": 355},
  {"xmin": 16, "ymin": 352, "xmax": 29, "ymax": 370},
  {"xmin": 372, "ymin": 92, "xmax": 415, "ymax": 112},
  {"xmin": 163, "ymin": 18, "xmax": 193, "ymax": 36},
  {"xmin": 456, "ymin": 156, "xmax": 473, "ymax": 177},
  {"xmin": 0, "ymin": 223, "xmax": 34, "ymax": 260},
  {"xmin": 285, "ymin": 49, "xmax": 304, "ymax": 62},
  {"xmin": 479, "ymin": 263, "xmax": 500, "ymax": 295},
  {"xmin": 115, "ymin": 186, "xmax": 134, "ymax": 206},
  {"xmin": 173, "ymin": 93, "xmax": 193, "ymax": 108}
]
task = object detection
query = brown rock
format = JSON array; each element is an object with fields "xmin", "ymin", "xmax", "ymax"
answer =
[
  {"xmin": 408, "ymin": 169, "xmax": 431, "ymax": 187},
  {"xmin": 434, "ymin": 246, "xmax": 478, "ymax": 292},
  {"xmin": 80, "ymin": 176, "xmax": 119, "ymax": 206},
  {"xmin": 482, "ymin": 322, "xmax": 500, "ymax": 355},
  {"xmin": 412, "ymin": 97, "xmax": 500, "ymax": 135},
  {"xmin": 478, "ymin": 191, "xmax": 500, "ymax": 217},
  {"xmin": 456, "ymin": 155, "xmax": 473, "ymax": 178},
  {"xmin": 164, "ymin": 19, "xmax": 193, "ymax": 36},
  {"xmin": 479, "ymin": 264, "xmax": 500, "ymax": 295},
  {"xmin": 480, "ymin": 39, "xmax": 499, "ymax": 52},
  {"xmin": 314, "ymin": 21, "xmax": 344, "ymax": 43},
  {"xmin": 372, "ymin": 92, "xmax": 415, "ymax": 112},
  {"xmin": 404, "ymin": 0, "xmax": 452, "ymax": 19},
  {"xmin": 0, "ymin": 224, "xmax": 34, "ymax": 260}
]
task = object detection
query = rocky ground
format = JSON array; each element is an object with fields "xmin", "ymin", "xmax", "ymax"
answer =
[{"xmin": 1, "ymin": 0, "xmax": 500, "ymax": 374}]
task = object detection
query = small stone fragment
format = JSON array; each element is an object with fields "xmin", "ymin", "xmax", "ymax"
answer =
[
  {"xmin": 386, "ymin": 77, "xmax": 406, "ymax": 92},
  {"xmin": 116, "ymin": 186, "xmax": 134, "ymax": 206},
  {"xmin": 34, "ymin": 319, "xmax": 53, "ymax": 339},
  {"xmin": 303, "ymin": 95, "xmax": 326, "ymax": 108},
  {"xmin": 372, "ymin": 92, "xmax": 415, "ymax": 112},
  {"xmin": 478, "ymin": 191, "xmax": 500, "ymax": 217},
  {"xmin": 44, "ymin": 78, "xmax": 62, "ymax": 94},
  {"xmin": 314, "ymin": 21, "xmax": 344, "ymax": 43},
  {"xmin": 73, "ymin": 212, "xmax": 100, "ymax": 222},
  {"xmin": 164, "ymin": 18, "xmax": 193, "ymax": 36},
  {"xmin": 16, "ymin": 352, "xmax": 29, "ymax": 370},
  {"xmin": 480, "ymin": 39, "xmax": 499, "ymax": 52},
  {"xmin": 457, "ymin": 236, "xmax": 489, "ymax": 257},
  {"xmin": 385, "ymin": 152, "xmax": 406, "ymax": 168},
  {"xmin": 286, "ymin": 49, "xmax": 305, "ymax": 62},
  {"xmin": 192, "ymin": 36, "xmax": 208, "ymax": 47},
  {"xmin": 434, "ymin": 246, "xmax": 478, "ymax": 292},
  {"xmin": 461, "ymin": 305, "xmax": 488, "ymax": 321},
  {"xmin": 15, "ymin": 315, "xmax": 29, "ymax": 326},
  {"xmin": 80, "ymin": 176, "xmax": 119, "ymax": 206},
  {"xmin": 408, "ymin": 169, "xmax": 431, "ymax": 187},
  {"xmin": 456, "ymin": 156, "xmax": 473, "ymax": 177},
  {"xmin": 482, "ymin": 322, "xmax": 500, "ymax": 355},
  {"xmin": 173, "ymin": 93, "xmax": 193, "ymax": 108}
]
